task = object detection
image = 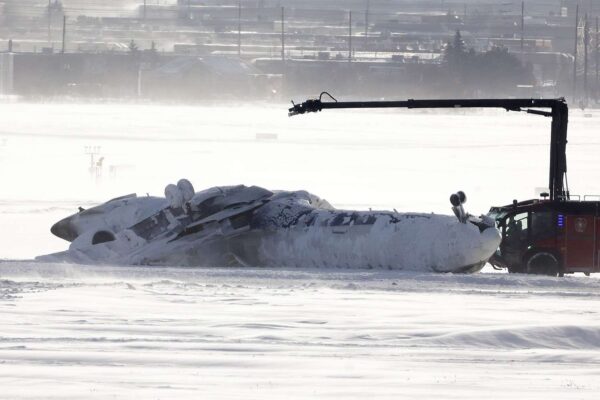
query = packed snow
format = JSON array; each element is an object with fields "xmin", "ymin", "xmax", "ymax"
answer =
[
  {"xmin": 1, "ymin": 102, "xmax": 600, "ymax": 398},
  {"xmin": 1, "ymin": 263, "xmax": 600, "ymax": 399}
]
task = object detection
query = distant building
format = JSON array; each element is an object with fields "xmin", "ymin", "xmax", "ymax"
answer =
[{"xmin": 144, "ymin": 55, "xmax": 279, "ymax": 100}]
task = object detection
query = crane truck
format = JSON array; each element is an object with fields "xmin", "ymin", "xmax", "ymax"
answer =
[{"xmin": 289, "ymin": 95, "xmax": 597, "ymax": 276}]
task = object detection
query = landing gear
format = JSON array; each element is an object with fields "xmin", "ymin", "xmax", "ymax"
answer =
[
  {"xmin": 166, "ymin": 179, "xmax": 196, "ymax": 209},
  {"xmin": 165, "ymin": 184, "xmax": 184, "ymax": 208},
  {"xmin": 526, "ymin": 252, "xmax": 559, "ymax": 277},
  {"xmin": 177, "ymin": 179, "xmax": 195, "ymax": 202}
]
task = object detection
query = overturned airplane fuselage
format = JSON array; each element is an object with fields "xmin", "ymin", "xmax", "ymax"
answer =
[{"xmin": 38, "ymin": 180, "xmax": 501, "ymax": 273}]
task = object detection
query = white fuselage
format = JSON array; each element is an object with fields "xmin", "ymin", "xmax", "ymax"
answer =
[{"xmin": 38, "ymin": 183, "xmax": 501, "ymax": 273}]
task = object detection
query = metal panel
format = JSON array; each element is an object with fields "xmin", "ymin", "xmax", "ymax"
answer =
[
  {"xmin": 565, "ymin": 215, "xmax": 595, "ymax": 271},
  {"xmin": 595, "ymin": 218, "xmax": 600, "ymax": 272}
]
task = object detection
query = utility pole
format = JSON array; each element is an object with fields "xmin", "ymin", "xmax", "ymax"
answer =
[
  {"xmin": 237, "ymin": 1, "xmax": 241, "ymax": 57},
  {"xmin": 143, "ymin": 0, "xmax": 147, "ymax": 21},
  {"xmin": 281, "ymin": 7, "xmax": 285, "ymax": 62},
  {"xmin": 47, "ymin": 0, "xmax": 52, "ymax": 45},
  {"xmin": 594, "ymin": 17, "xmax": 600, "ymax": 100},
  {"xmin": 520, "ymin": 1, "xmax": 525, "ymax": 53},
  {"xmin": 364, "ymin": 0, "xmax": 370, "ymax": 52},
  {"xmin": 573, "ymin": 4, "xmax": 579, "ymax": 101},
  {"xmin": 348, "ymin": 11, "xmax": 352, "ymax": 62},
  {"xmin": 61, "ymin": 15, "xmax": 66, "ymax": 54}
]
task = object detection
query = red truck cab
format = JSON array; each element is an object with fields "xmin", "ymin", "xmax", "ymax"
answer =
[{"xmin": 488, "ymin": 198, "xmax": 600, "ymax": 276}]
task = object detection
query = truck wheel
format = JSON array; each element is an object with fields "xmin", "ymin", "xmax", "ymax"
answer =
[{"xmin": 526, "ymin": 252, "xmax": 559, "ymax": 276}]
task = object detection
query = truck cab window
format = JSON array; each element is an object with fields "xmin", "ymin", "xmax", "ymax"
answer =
[
  {"xmin": 506, "ymin": 212, "xmax": 528, "ymax": 243},
  {"xmin": 531, "ymin": 211, "xmax": 554, "ymax": 240},
  {"xmin": 508, "ymin": 212, "xmax": 528, "ymax": 230}
]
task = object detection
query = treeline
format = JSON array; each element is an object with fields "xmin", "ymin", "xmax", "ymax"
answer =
[{"xmin": 440, "ymin": 31, "xmax": 535, "ymax": 97}]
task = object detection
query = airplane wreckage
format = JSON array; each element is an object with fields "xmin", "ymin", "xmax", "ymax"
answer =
[
  {"xmin": 43, "ymin": 96, "xmax": 566, "ymax": 273},
  {"xmin": 39, "ymin": 179, "xmax": 500, "ymax": 273}
]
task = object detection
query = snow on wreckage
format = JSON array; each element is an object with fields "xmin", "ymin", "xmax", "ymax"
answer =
[{"xmin": 38, "ymin": 178, "xmax": 500, "ymax": 273}]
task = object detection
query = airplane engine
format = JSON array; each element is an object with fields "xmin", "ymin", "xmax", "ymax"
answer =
[{"xmin": 450, "ymin": 191, "xmax": 467, "ymax": 223}]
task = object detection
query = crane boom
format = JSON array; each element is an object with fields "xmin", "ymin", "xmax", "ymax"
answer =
[{"xmin": 288, "ymin": 96, "xmax": 569, "ymax": 201}]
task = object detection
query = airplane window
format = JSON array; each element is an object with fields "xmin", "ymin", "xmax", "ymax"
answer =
[{"xmin": 92, "ymin": 230, "xmax": 115, "ymax": 245}]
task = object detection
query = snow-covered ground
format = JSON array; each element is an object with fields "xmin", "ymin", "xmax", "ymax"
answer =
[
  {"xmin": 1, "ymin": 263, "xmax": 600, "ymax": 398},
  {"xmin": 1, "ymin": 102, "xmax": 600, "ymax": 398}
]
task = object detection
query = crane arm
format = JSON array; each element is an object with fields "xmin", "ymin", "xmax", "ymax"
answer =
[{"xmin": 288, "ymin": 95, "xmax": 569, "ymax": 201}]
